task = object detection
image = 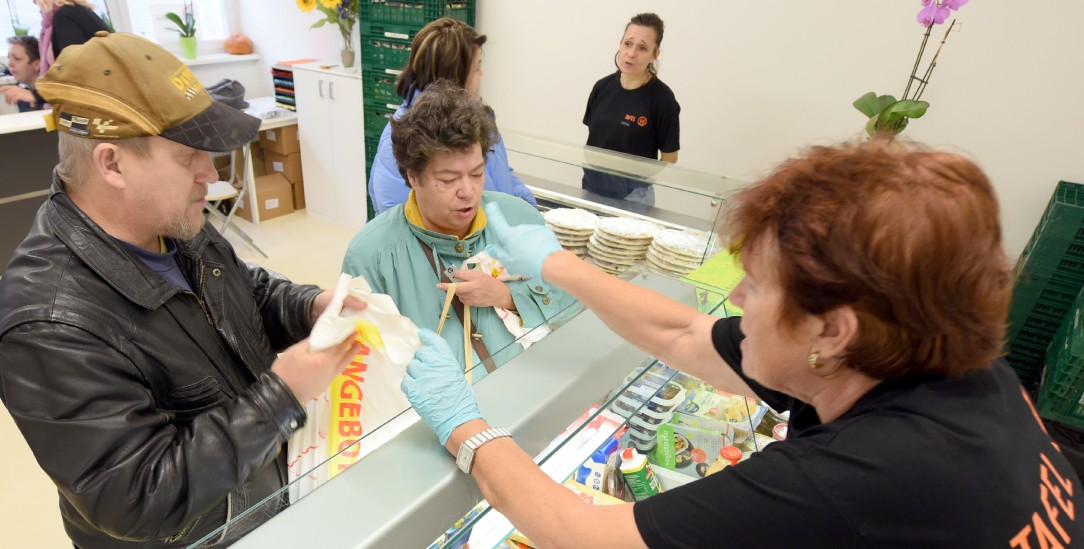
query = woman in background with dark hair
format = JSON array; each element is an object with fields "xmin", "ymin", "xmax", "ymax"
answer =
[
  {"xmin": 4, "ymin": 0, "xmax": 109, "ymax": 110},
  {"xmin": 582, "ymin": 13, "xmax": 680, "ymax": 208},
  {"xmin": 1, "ymin": 36, "xmax": 43, "ymax": 111},
  {"xmin": 368, "ymin": 17, "xmax": 536, "ymax": 215}
]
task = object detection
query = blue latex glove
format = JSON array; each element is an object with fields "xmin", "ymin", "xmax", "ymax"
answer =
[
  {"xmin": 483, "ymin": 202, "xmax": 562, "ymax": 282},
  {"xmin": 402, "ymin": 329, "xmax": 482, "ymax": 446}
]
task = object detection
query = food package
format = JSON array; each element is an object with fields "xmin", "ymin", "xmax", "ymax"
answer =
[
  {"xmin": 286, "ymin": 274, "xmax": 422, "ymax": 502},
  {"xmin": 677, "ymin": 388, "xmax": 764, "ymax": 444},
  {"xmin": 651, "ymin": 423, "xmax": 733, "ymax": 479},
  {"xmin": 459, "ymin": 251, "xmax": 550, "ymax": 349}
]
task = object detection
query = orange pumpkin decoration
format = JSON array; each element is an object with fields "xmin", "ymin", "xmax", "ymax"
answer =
[{"xmin": 224, "ymin": 33, "xmax": 253, "ymax": 55}]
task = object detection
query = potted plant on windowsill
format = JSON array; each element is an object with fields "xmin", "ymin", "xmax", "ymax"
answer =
[{"xmin": 166, "ymin": 0, "xmax": 197, "ymax": 60}]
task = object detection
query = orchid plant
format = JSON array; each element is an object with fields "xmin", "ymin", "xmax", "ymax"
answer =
[{"xmin": 853, "ymin": 0, "xmax": 967, "ymax": 136}]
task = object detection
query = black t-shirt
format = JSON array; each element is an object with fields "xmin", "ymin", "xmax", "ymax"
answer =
[
  {"xmin": 581, "ymin": 72, "xmax": 680, "ymax": 199},
  {"xmin": 633, "ymin": 317, "xmax": 1084, "ymax": 548},
  {"xmin": 52, "ymin": 5, "xmax": 110, "ymax": 55}
]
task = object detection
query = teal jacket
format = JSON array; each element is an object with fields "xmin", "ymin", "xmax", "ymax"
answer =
[{"xmin": 342, "ymin": 191, "xmax": 577, "ymax": 379}]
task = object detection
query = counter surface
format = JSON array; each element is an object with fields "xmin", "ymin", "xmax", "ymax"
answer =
[{"xmin": 0, "ymin": 109, "xmax": 48, "ymax": 135}]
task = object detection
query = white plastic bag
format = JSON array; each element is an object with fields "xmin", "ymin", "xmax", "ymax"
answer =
[{"xmin": 286, "ymin": 274, "xmax": 422, "ymax": 502}]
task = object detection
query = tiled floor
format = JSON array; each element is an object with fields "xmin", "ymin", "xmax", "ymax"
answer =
[{"xmin": 0, "ymin": 210, "xmax": 357, "ymax": 547}]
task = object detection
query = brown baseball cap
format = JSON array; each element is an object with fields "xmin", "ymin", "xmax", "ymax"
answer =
[{"xmin": 36, "ymin": 31, "xmax": 259, "ymax": 153}]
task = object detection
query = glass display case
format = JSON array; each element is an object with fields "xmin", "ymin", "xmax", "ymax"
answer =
[
  {"xmin": 190, "ymin": 134, "xmax": 758, "ymax": 548},
  {"xmin": 503, "ymin": 130, "xmax": 749, "ymax": 261}
]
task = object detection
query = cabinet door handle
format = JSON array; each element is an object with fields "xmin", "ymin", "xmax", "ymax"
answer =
[
  {"xmin": 319, "ymin": 79, "xmax": 324, "ymax": 98},
  {"xmin": 329, "ymin": 81, "xmax": 336, "ymax": 100}
]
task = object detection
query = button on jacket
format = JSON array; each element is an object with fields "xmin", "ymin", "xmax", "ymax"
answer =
[{"xmin": 0, "ymin": 175, "xmax": 318, "ymax": 548}]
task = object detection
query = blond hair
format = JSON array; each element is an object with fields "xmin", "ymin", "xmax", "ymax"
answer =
[
  {"xmin": 57, "ymin": 133, "xmax": 152, "ymax": 192},
  {"xmin": 35, "ymin": 0, "xmax": 95, "ymax": 11}
]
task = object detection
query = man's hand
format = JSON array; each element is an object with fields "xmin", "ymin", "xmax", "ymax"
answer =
[
  {"xmin": 0, "ymin": 85, "xmax": 34, "ymax": 106},
  {"xmin": 437, "ymin": 268, "xmax": 514, "ymax": 309},
  {"xmin": 271, "ymin": 337, "xmax": 362, "ymax": 403},
  {"xmin": 309, "ymin": 289, "xmax": 368, "ymax": 326}
]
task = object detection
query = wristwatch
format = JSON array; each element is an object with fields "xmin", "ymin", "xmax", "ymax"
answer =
[{"xmin": 456, "ymin": 427, "xmax": 511, "ymax": 474}]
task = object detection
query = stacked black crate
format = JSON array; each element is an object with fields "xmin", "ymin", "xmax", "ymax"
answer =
[{"xmin": 358, "ymin": 0, "xmax": 475, "ymax": 221}]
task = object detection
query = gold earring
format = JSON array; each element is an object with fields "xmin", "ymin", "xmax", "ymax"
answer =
[{"xmin": 808, "ymin": 352, "xmax": 820, "ymax": 369}]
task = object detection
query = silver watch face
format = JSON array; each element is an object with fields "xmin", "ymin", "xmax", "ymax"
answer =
[{"xmin": 456, "ymin": 444, "xmax": 474, "ymax": 474}]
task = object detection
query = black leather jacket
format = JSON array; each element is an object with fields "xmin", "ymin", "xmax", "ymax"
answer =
[{"xmin": 0, "ymin": 177, "xmax": 318, "ymax": 548}]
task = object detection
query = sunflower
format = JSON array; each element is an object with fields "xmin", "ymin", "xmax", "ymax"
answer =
[
  {"xmin": 296, "ymin": 0, "xmax": 317, "ymax": 13},
  {"xmin": 319, "ymin": 0, "xmax": 342, "ymax": 8}
]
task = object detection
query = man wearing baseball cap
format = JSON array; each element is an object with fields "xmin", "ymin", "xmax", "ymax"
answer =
[{"xmin": 0, "ymin": 32, "xmax": 361, "ymax": 548}]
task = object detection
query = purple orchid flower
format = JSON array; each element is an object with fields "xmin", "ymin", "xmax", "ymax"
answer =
[
  {"xmin": 943, "ymin": 0, "xmax": 968, "ymax": 10},
  {"xmin": 917, "ymin": 1, "xmax": 951, "ymax": 26}
]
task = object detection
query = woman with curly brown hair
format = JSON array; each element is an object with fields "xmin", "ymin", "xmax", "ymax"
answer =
[{"xmin": 403, "ymin": 138, "xmax": 1084, "ymax": 547}]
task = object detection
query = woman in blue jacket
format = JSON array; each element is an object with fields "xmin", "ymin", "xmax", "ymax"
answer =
[{"xmin": 368, "ymin": 17, "xmax": 536, "ymax": 215}]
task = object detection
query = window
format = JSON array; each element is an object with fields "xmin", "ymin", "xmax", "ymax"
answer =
[
  {"xmin": 109, "ymin": 0, "xmax": 228, "ymax": 46},
  {"xmin": 1, "ymin": 0, "xmax": 230, "ymax": 58},
  {"xmin": 1, "ymin": 0, "xmax": 47, "ymax": 53}
]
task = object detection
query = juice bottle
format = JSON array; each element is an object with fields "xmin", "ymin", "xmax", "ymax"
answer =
[{"xmin": 619, "ymin": 447, "xmax": 662, "ymax": 501}]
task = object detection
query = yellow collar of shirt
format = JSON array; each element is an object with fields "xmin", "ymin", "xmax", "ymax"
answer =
[{"xmin": 404, "ymin": 190, "xmax": 486, "ymax": 240}]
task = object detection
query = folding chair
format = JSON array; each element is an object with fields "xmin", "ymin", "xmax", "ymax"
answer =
[{"xmin": 206, "ymin": 150, "xmax": 267, "ymax": 258}]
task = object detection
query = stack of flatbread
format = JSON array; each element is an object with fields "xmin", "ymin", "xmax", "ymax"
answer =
[
  {"xmin": 544, "ymin": 208, "xmax": 598, "ymax": 257},
  {"xmin": 645, "ymin": 229, "xmax": 709, "ymax": 276},
  {"xmin": 587, "ymin": 217, "xmax": 661, "ymax": 275}
]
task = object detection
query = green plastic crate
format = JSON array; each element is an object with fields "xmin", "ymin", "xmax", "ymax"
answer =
[
  {"xmin": 358, "ymin": 0, "xmax": 475, "ymax": 27},
  {"xmin": 1037, "ymin": 285, "xmax": 1084, "ymax": 429},
  {"xmin": 363, "ymin": 69, "xmax": 401, "ymax": 106},
  {"xmin": 1038, "ymin": 351, "xmax": 1084, "ymax": 430},
  {"xmin": 359, "ymin": 22, "xmax": 421, "ymax": 42},
  {"xmin": 364, "ymin": 102, "xmax": 396, "ymax": 136},
  {"xmin": 361, "ymin": 33, "xmax": 412, "ymax": 73},
  {"xmin": 1007, "ymin": 181, "xmax": 1084, "ymax": 385},
  {"xmin": 364, "ymin": 134, "xmax": 381, "ymax": 170}
]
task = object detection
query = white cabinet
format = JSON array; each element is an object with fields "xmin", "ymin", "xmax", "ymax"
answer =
[{"xmin": 293, "ymin": 63, "xmax": 367, "ymax": 230}]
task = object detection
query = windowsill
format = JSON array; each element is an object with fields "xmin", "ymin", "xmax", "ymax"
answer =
[{"xmin": 182, "ymin": 53, "xmax": 260, "ymax": 67}]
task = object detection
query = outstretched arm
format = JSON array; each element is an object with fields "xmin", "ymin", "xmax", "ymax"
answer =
[{"xmin": 484, "ymin": 203, "xmax": 752, "ymax": 393}]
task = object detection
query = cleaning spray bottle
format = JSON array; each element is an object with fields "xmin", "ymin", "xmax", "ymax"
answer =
[{"xmin": 619, "ymin": 447, "xmax": 662, "ymax": 501}]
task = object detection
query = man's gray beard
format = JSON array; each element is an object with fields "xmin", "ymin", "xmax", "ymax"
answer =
[{"xmin": 167, "ymin": 213, "xmax": 202, "ymax": 241}]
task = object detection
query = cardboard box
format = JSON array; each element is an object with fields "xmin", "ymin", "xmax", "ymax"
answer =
[
  {"xmin": 250, "ymin": 142, "xmax": 267, "ymax": 177},
  {"xmin": 258, "ymin": 125, "xmax": 301, "ymax": 155},
  {"xmin": 264, "ymin": 150, "xmax": 303, "ymax": 184},
  {"xmin": 291, "ymin": 180, "xmax": 306, "ymax": 210},
  {"xmin": 213, "ymin": 153, "xmax": 231, "ymax": 181},
  {"xmin": 235, "ymin": 173, "xmax": 294, "ymax": 222},
  {"xmin": 214, "ymin": 149, "xmax": 245, "ymax": 183}
]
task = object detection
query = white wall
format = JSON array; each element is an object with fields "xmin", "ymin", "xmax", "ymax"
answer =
[
  {"xmin": 235, "ymin": 0, "xmax": 360, "ymax": 97},
  {"xmin": 475, "ymin": 1, "xmax": 1084, "ymax": 257},
  {"xmin": 227, "ymin": 1, "xmax": 1084, "ymax": 257}
]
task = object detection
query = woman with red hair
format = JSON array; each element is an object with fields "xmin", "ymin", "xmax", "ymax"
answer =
[{"xmin": 403, "ymin": 138, "xmax": 1084, "ymax": 547}]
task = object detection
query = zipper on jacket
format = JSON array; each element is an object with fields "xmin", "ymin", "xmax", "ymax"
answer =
[{"xmin": 181, "ymin": 260, "xmax": 213, "ymax": 326}]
